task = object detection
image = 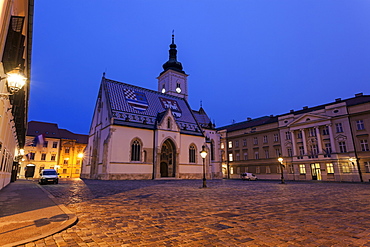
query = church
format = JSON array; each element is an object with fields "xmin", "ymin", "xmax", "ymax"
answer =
[{"xmin": 81, "ymin": 35, "xmax": 222, "ymax": 180}]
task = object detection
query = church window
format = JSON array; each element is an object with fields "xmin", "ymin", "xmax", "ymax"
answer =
[
  {"xmin": 210, "ymin": 140, "xmax": 215, "ymax": 160},
  {"xmin": 167, "ymin": 118, "xmax": 171, "ymax": 129},
  {"xmin": 131, "ymin": 140, "xmax": 141, "ymax": 161},
  {"xmin": 189, "ymin": 145, "xmax": 196, "ymax": 163}
]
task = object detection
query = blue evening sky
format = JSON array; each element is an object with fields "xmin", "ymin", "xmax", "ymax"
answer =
[{"xmin": 29, "ymin": 1, "xmax": 370, "ymax": 134}]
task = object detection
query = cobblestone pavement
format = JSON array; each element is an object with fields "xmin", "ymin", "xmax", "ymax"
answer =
[{"xmin": 20, "ymin": 179, "xmax": 370, "ymax": 247}]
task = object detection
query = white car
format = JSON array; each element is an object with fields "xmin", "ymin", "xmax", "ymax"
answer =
[
  {"xmin": 39, "ymin": 169, "xmax": 59, "ymax": 185},
  {"xmin": 241, "ymin": 173, "xmax": 257, "ymax": 180}
]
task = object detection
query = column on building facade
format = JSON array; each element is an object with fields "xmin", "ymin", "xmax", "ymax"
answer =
[
  {"xmin": 290, "ymin": 130, "xmax": 297, "ymax": 156},
  {"xmin": 327, "ymin": 124, "xmax": 337, "ymax": 153},
  {"xmin": 301, "ymin": 128, "xmax": 308, "ymax": 155},
  {"xmin": 315, "ymin": 126, "xmax": 323, "ymax": 154}
]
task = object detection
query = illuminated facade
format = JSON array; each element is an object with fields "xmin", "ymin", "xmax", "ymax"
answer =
[
  {"xmin": 219, "ymin": 93, "xmax": 370, "ymax": 182},
  {"xmin": 0, "ymin": 0, "xmax": 33, "ymax": 190},
  {"xmin": 21, "ymin": 121, "xmax": 88, "ymax": 179},
  {"xmin": 81, "ymin": 36, "xmax": 222, "ymax": 180}
]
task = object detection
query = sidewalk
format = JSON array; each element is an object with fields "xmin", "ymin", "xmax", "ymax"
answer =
[{"xmin": 0, "ymin": 179, "xmax": 77, "ymax": 247}]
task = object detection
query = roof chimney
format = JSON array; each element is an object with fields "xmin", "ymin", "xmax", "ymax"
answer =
[
  {"xmin": 290, "ymin": 109, "xmax": 294, "ymax": 113},
  {"xmin": 335, "ymin": 98, "xmax": 341, "ymax": 102},
  {"xmin": 303, "ymin": 106, "xmax": 308, "ymax": 110},
  {"xmin": 355, "ymin": 93, "xmax": 363, "ymax": 97},
  {"xmin": 247, "ymin": 117, "xmax": 252, "ymax": 121}
]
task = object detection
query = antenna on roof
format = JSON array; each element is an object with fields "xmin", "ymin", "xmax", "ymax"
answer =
[{"xmin": 200, "ymin": 100, "xmax": 203, "ymax": 108}]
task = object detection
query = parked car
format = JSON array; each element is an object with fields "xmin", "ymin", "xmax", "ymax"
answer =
[
  {"xmin": 39, "ymin": 169, "xmax": 59, "ymax": 185},
  {"xmin": 241, "ymin": 172, "xmax": 257, "ymax": 180}
]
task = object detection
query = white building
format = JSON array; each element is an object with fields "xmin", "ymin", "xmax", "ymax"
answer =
[
  {"xmin": 0, "ymin": 0, "xmax": 33, "ymax": 190},
  {"xmin": 81, "ymin": 35, "xmax": 222, "ymax": 180}
]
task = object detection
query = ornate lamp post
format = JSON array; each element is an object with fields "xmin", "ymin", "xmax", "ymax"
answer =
[
  {"xmin": 278, "ymin": 157, "xmax": 285, "ymax": 184},
  {"xmin": 0, "ymin": 66, "xmax": 27, "ymax": 96},
  {"xmin": 200, "ymin": 145, "xmax": 208, "ymax": 188}
]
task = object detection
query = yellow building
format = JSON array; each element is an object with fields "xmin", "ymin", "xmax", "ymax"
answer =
[
  {"xmin": 0, "ymin": 0, "xmax": 33, "ymax": 190},
  {"xmin": 21, "ymin": 121, "xmax": 88, "ymax": 179}
]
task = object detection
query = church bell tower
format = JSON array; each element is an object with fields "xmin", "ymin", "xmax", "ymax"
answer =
[{"xmin": 158, "ymin": 33, "xmax": 188, "ymax": 100}]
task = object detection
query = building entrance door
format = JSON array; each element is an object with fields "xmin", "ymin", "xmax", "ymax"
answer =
[
  {"xmin": 25, "ymin": 164, "xmax": 35, "ymax": 178},
  {"xmin": 160, "ymin": 139, "xmax": 176, "ymax": 177},
  {"xmin": 310, "ymin": 163, "xmax": 321, "ymax": 180}
]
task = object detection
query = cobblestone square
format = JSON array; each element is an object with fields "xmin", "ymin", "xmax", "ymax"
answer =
[{"xmin": 22, "ymin": 179, "xmax": 370, "ymax": 247}]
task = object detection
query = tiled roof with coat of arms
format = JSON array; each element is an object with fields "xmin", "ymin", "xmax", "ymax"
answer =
[{"xmin": 102, "ymin": 77, "xmax": 203, "ymax": 136}]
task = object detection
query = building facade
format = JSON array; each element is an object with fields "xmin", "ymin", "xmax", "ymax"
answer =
[
  {"xmin": 219, "ymin": 93, "xmax": 370, "ymax": 182},
  {"xmin": 0, "ymin": 0, "xmax": 33, "ymax": 190},
  {"xmin": 81, "ymin": 35, "xmax": 222, "ymax": 180},
  {"xmin": 20, "ymin": 121, "xmax": 88, "ymax": 179}
]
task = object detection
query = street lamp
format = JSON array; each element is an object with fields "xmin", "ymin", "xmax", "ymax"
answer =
[
  {"xmin": 278, "ymin": 157, "xmax": 285, "ymax": 184},
  {"xmin": 200, "ymin": 145, "xmax": 208, "ymax": 188},
  {"xmin": 0, "ymin": 66, "xmax": 27, "ymax": 96}
]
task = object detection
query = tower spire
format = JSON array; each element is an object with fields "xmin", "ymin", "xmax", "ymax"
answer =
[{"xmin": 162, "ymin": 31, "xmax": 185, "ymax": 74}]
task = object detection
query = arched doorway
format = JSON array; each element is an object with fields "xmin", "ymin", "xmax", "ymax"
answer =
[
  {"xmin": 25, "ymin": 164, "xmax": 36, "ymax": 179},
  {"xmin": 160, "ymin": 139, "xmax": 176, "ymax": 177}
]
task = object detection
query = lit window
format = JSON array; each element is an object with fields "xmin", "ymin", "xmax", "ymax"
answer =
[
  {"xmin": 65, "ymin": 147, "xmax": 70, "ymax": 154},
  {"xmin": 342, "ymin": 163, "xmax": 351, "ymax": 173},
  {"xmin": 228, "ymin": 141, "xmax": 233, "ymax": 149},
  {"xmin": 299, "ymin": 164, "xmax": 306, "ymax": 174},
  {"xmin": 326, "ymin": 163, "xmax": 334, "ymax": 174},
  {"xmin": 228, "ymin": 153, "xmax": 233, "ymax": 161},
  {"xmin": 221, "ymin": 143, "xmax": 224, "ymax": 149}
]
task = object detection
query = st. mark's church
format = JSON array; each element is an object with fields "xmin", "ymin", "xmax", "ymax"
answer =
[{"xmin": 81, "ymin": 35, "xmax": 222, "ymax": 180}]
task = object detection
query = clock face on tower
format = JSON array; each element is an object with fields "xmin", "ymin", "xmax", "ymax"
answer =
[
  {"xmin": 176, "ymin": 87, "xmax": 182, "ymax": 93},
  {"xmin": 162, "ymin": 88, "xmax": 166, "ymax": 93}
]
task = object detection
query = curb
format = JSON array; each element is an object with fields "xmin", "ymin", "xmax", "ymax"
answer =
[{"xmin": 3, "ymin": 183, "xmax": 78, "ymax": 247}]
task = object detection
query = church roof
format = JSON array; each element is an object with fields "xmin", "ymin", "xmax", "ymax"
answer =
[{"xmin": 102, "ymin": 77, "xmax": 203, "ymax": 136}]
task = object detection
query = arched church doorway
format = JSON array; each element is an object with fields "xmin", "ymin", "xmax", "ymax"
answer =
[{"xmin": 160, "ymin": 139, "xmax": 176, "ymax": 177}]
